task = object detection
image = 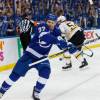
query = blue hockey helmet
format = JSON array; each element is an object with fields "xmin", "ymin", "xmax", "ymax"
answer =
[{"xmin": 46, "ymin": 13, "xmax": 57, "ymax": 21}]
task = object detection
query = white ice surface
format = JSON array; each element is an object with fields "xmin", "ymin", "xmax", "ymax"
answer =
[{"xmin": 0, "ymin": 48, "xmax": 100, "ymax": 100}]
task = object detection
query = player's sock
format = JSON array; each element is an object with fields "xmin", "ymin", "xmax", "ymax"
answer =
[
  {"xmin": 32, "ymin": 67, "xmax": 50, "ymax": 100},
  {"xmin": 0, "ymin": 72, "xmax": 20, "ymax": 98},
  {"xmin": 75, "ymin": 51, "xmax": 84, "ymax": 62},
  {"xmin": 62, "ymin": 53, "xmax": 72, "ymax": 70},
  {"xmin": 74, "ymin": 50, "xmax": 88, "ymax": 67},
  {"xmin": 0, "ymin": 81, "xmax": 11, "ymax": 95},
  {"xmin": 32, "ymin": 77, "xmax": 47, "ymax": 100}
]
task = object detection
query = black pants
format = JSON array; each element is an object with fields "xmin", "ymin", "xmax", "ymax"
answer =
[
  {"xmin": 69, "ymin": 30, "xmax": 85, "ymax": 51},
  {"xmin": 20, "ymin": 32, "xmax": 31, "ymax": 51}
]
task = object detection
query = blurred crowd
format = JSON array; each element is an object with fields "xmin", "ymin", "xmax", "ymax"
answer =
[{"xmin": 0, "ymin": 0, "xmax": 100, "ymax": 37}]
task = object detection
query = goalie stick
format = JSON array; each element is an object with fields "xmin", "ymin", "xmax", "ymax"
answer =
[{"xmin": 29, "ymin": 34, "xmax": 100, "ymax": 67}]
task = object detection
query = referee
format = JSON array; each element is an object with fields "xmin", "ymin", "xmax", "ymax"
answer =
[{"xmin": 17, "ymin": 13, "xmax": 37, "ymax": 51}]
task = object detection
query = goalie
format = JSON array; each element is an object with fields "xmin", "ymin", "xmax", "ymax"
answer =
[{"xmin": 57, "ymin": 15, "xmax": 88, "ymax": 70}]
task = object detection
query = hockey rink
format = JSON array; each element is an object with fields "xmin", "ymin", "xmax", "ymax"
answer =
[{"xmin": 0, "ymin": 47, "xmax": 100, "ymax": 100}]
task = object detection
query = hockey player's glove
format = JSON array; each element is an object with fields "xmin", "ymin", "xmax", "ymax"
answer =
[{"xmin": 67, "ymin": 42, "xmax": 78, "ymax": 54}]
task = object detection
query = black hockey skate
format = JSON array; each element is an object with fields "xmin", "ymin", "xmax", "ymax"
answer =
[
  {"xmin": 79, "ymin": 58, "xmax": 88, "ymax": 69},
  {"xmin": 62, "ymin": 63, "xmax": 72, "ymax": 70},
  {"xmin": 32, "ymin": 87, "xmax": 40, "ymax": 100}
]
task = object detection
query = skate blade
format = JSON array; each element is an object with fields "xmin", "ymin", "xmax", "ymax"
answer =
[
  {"xmin": 62, "ymin": 68, "xmax": 72, "ymax": 71},
  {"xmin": 79, "ymin": 66, "xmax": 89, "ymax": 71}
]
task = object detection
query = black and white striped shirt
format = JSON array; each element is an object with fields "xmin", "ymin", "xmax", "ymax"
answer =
[{"xmin": 19, "ymin": 18, "xmax": 31, "ymax": 33}]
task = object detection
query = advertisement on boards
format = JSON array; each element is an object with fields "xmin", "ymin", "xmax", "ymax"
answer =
[
  {"xmin": 0, "ymin": 29, "xmax": 100, "ymax": 72},
  {"xmin": 0, "ymin": 37, "xmax": 19, "ymax": 71},
  {"xmin": 84, "ymin": 29, "xmax": 100, "ymax": 45},
  {"xmin": 0, "ymin": 40, "xmax": 4, "ymax": 62}
]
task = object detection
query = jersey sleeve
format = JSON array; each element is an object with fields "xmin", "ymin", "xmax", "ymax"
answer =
[
  {"xmin": 52, "ymin": 26, "xmax": 62, "ymax": 37},
  {"xmin": 37, "ymin": 23, "xmax": 68, "ymax": 50},
  {"xmin": 39, "ymin": 32, "xmax": 59, "ymax": 44},
  {"xmin": 59, "ymin": 23, "xmax": 68, "ymax": 34},
  {"xmin": 40, "ymin": 32, "xmax": 68, "ymax": 50}
]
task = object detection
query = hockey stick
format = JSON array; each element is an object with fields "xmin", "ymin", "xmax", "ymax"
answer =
[
  {"xmin": 95, "ymin": 33, "xmax": 100, "ymax": 39},
  {"xmin": 29, "ymin": 49, "xmax": 68, "ymax": 67},
  {"xmin": 78, "ymin": 33, "xmax": 100, "ymax": 57},
  {"xmin": 82, "ymin": 45, "xmax": 94, "ymax": 57},
  {"xmin": 82, "ymin": 33, "xmax": 100, "ymax": 57},
  {"xmin": 29, "ymin": 34, "xmax": 100, "ymax": 67}
]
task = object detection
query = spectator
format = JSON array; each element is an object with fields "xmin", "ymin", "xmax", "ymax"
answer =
[
  {"xmin": 0, "ymin": 11, "xmax": 8, "ymax": 36},
  {"xmin": 0, "ymin": 0, "xmax": 100, "ymax": 37}
]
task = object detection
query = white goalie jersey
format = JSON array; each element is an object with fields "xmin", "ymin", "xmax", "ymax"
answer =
[{"xmin": 59, "ymin": 21, "xmax": 81, "ymax": 40}]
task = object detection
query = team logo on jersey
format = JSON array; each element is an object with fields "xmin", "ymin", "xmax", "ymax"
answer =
[{"xmin": 39, "ymin": 32, "xmax": 51, "ymax": 48}]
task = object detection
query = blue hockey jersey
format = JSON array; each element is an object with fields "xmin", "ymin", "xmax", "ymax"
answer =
[{"xmin": 25, "ymin": 22, "xmax": 67, "ymax": 59}]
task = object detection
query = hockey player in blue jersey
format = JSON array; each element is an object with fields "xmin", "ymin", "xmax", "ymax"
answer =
[{"xmin": 0, "ymin": 14, "xmax": 77, "ymax": 100}]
